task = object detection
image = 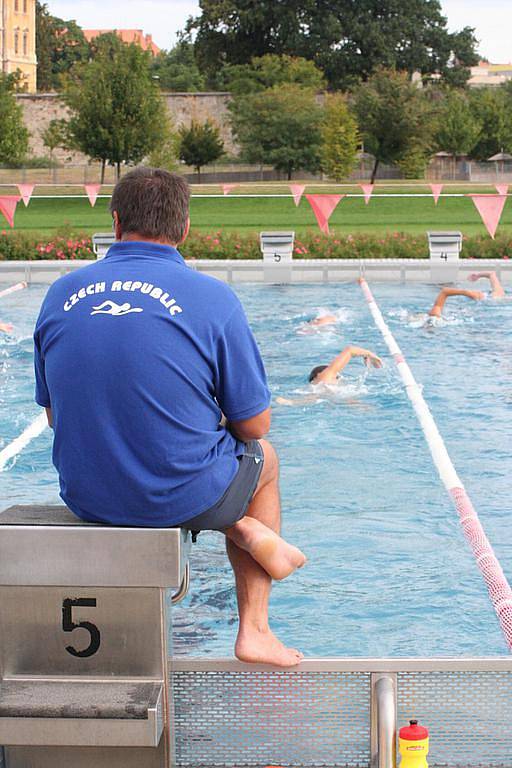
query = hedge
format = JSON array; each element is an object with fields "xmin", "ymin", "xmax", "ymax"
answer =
[{"xmin": 1, "ymin": 229, "xmax": 511, "ymax": 261}]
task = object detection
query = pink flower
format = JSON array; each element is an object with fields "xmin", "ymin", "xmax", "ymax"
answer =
[
  {"xmin": 45, "ymin": 245, "xmax": 53, "ymax": 253},
  {"xmin": 212, "ymin": 238, "xmax": 220, "ymax": 245}
]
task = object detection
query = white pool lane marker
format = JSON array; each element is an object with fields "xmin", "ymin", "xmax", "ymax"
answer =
[
  {"xmin": 0, "ymin": 413, "xmax": 48, "ymax": 472},
  {"xmin": 0, "ymin": 281, "xmax": 28, "ymax": 299},
  {"xmin": 359, "ymin": 277, "xmax": 512, "ymax": 651}
]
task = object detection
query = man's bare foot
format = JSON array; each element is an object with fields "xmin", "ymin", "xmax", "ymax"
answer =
[
  {"xmin": 235, "ymin": 627, "xmax": 303, "ymax": 667},
  {"xmin": 226, "ymin": 517, "xmax": 306, "ymax": 581}
]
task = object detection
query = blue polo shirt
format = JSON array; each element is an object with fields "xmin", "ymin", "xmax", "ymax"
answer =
[{"xmin": 34, "ymin": 242, "xmax": 271, "ymax": 527}]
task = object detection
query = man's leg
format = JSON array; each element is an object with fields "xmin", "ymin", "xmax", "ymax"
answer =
[{"xmin": 225, "ymin": 439, "xmax": 304, "ymax": 666}]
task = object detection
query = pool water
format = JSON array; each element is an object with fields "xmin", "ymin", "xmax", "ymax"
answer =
[{"xmin": 0, "ymin": 282, "xmax": 511, "ymax": 657}]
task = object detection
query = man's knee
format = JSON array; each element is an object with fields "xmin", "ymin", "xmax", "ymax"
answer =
[{"xmin": 258, "ymin": 438, "xmax": 279, "ymax": 483}]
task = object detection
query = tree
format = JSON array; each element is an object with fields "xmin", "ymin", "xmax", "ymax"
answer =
[
  {"xmin": 178, "ymin": 121, "xmax": 224, "ymax": 181},
  {"xmin": 435, "ymin": 91, "xmax": 481, "ymax": 174},
  {"xmin": 230, "ymin": 84, "xmax": 322, "ymax": 180},
  {"xmin": 189, "ymin": 0, "xmax": 479, "ymax": 90},
  {"xmin": 320, "ymin": 94, "xmax": 359, "ymax": 181},
  {"xmin": 219, "ymin": 54, "xmax": 325, "ymax": 94},
  {"xmin": 469, "ymin": 87, "xmax": 512, "ymax": 161},
  {"xmin": 41, "ymin": 119, "xmax": 70, "ymax": 160},
  {"xmin": 353, "ymin": 69, "xmax": 436, "ymax": 183},
  {"xmin": 36, "ymin": 2, "xmax": 89, "ymax": 91},
  {"xmin": 150, "ymin": 41, "xmax": 206, "ymax": 92},
  {"xmin": 0, "ymin": 74, "xmax": 29, "ymax": 165},
  {"xmin": 62, "ymin": 35, "xmax": 169, "ymax": 180}
]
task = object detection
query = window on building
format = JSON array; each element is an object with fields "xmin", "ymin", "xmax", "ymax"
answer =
[
  {"xmin": 14, "ymin": 30, "xmax": 19, "ymax": 55},
  {"xmin": 23, "ymin": 0, "xmax": 28, "ymax": 13},
  {"xmin": 23, "ymin": 31, "xmax": 28, "ymax": 56}
]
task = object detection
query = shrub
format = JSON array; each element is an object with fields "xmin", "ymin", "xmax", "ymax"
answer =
[{"xmin": 0, "ymin": 230, "xmax": 511, "ymax": 261}]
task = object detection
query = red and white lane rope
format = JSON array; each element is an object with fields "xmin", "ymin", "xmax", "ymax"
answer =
[
  {"xmin": 359, "ymin": 277, "xmax": 512, "ymax": 650},
  {"xmin": 0, "ymin": 413, "xmax": 48, "ymax": 472},
  {"xmin": 0, "ymin": 281, "xmax": 27, "ymax": 299}
]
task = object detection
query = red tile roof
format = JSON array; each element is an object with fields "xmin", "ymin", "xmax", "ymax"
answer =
[{"xmin": 83, "ymin": 29, "xmax": 160, "ymax": 56}]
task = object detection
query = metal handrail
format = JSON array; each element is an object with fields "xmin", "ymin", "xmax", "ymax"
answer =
[
  {"xmin": 171, "ymin": 562, "xmax": 190, "ymax": 604},
  {"xmin": 376, "ymin": 676, "xmax": 396, "ymax": 768}
]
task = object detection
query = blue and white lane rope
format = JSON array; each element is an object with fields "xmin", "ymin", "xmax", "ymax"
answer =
[
  {"xmin": 0, "ymin": 413, "xmax": 48, "ymax": 472},
  {"xmin": 0, "ymin": 281, "xmax": 27, "ymax": 299},
  {"xmin": 359, "ymin": 277, "xmax": 512, "ymax": 650}
]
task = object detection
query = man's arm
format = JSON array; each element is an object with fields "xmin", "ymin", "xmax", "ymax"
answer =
[
  {"xmin": 314, "ymin": 346, "xmax": 382, "ymax": 384},
  {"xmin": 228, "ymin": 407, "xmax": 271, "ymax": 441},
  {"xmin": 469, "ymin": 271, "xmax": 505, "ymax": 299},
  {"xmin": 45, "ymin": 407, "xmax": 53, "ymax": 428},
  {"xmin": 428, "ymin": 287, "xmax": 484, "ymax": 317}
]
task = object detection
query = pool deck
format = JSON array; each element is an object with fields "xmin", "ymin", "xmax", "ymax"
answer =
[{"xmin": 1, "ymin": 258, "xmax": 512, "ymax": 285}]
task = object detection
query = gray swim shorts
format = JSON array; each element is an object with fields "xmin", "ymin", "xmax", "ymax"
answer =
[{"xmin": 182, "ymin": 440, "xmax": 264, "ymax": 537}]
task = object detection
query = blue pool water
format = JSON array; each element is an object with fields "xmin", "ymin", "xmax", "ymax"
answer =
[{"xmin": 0, "ymin": 282, "xmax": 511, "ymax": 657}]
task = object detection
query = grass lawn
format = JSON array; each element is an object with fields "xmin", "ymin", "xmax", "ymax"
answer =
[{"xmin": 7, "ymin": 183, "xmax": 512, "ymax": 238}]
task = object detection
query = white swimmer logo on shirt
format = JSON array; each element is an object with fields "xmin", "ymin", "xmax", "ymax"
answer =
[{"xmin": 91, "ymin": 300, "xmax": 143, "ymax": 316}]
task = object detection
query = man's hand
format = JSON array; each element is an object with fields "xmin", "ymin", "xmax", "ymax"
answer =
[{"xmin": 349, "ymin": 346, "xmax": 383, "ymax": 368}]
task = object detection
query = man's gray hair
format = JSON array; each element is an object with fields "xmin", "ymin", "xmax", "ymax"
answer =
[{"xmin": 110, "ymin": 167, "xmax": 190, "ymax": 244}]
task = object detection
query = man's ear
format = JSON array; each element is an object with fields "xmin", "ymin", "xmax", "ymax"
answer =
[
  {"xmin": 180, "ymin": 217, "xmax": 190, "ymax": 244},
  {"xmin": 113, "ymin": 210, "xmax": 122, "ymax": 241}
]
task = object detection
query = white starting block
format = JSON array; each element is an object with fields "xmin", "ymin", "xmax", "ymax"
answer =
[
  {"xmin": 92, "ymin": 233, "xmax": 116, "ymax": 260},
  {"xmin": 0, "ymin": 505, "xmax": 190, "ymax": 768},
  {"xmin": 260, "ymin": 231, "xmax": 295, "ymax": 283},
  {"xmin": 427, "ymin": 231, "xmax": 462, "ymax": 283}
]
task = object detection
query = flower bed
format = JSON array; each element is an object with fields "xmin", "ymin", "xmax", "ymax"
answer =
[{"xmin": 1, "ymin": 229, "xmax": 512, "ymax": 260}]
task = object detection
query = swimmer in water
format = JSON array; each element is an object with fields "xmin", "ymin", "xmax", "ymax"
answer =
[
  {"xmin": 468, "ymin": 271, "xmax": 507, "ymax": 299},
  {"xmin": 0, "ymin": 322, "xmax": 13, "ymax": 334},
  {"xmin": 307, "ymin": 314, "xmax": 338, "ymax": 327},
  {"xmin": 428, "ymin": 287, "xmax": 484, "ymax": 319},
  {"xmin": 276, "ymin": 345, "xmax": 382, "ymax": 405}
]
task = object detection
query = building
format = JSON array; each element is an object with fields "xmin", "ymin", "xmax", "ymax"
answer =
[
  {"xmin": 83, "ymin": 29, "xmax": 160, "ymax": 56},
  {"xmin": 469, "ymin": 61, "xmax": 512, "ymax": 87},
  {"xmin": 0, "ymin": 0, "xmax": 37, "ymax": 92}
]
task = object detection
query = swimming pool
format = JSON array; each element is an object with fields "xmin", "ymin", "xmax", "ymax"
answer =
[{"xmin": 0, "ymin": 282, "xmax": 510, "ymax": 658}]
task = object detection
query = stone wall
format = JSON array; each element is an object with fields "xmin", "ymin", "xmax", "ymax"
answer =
[{"xmin": 16, "ymin": 91, "xmax": 236, "ymax": 163}]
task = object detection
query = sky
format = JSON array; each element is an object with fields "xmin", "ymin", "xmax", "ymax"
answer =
[{"xmin": 47, "ymin": 0, "xmax": 512, "ymax": 63}]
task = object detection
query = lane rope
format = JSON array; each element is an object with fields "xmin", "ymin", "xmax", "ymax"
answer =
[
  {"xmin": 0, "ymin": 413, "xmax": 48, "ymax": 472},
  {"xmin": 0, "ymin": 281, "xmax": 27, "ymax": 299},
  {"xmin": 358, "ymin": 277, "xmax": 512, "ymax": 650}
]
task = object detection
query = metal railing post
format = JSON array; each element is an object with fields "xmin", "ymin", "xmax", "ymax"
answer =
[{"xmin": 371, "ymin": 673, "xmax": 396, "ymax": 768}]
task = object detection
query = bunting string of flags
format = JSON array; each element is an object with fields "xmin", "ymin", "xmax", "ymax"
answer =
[{"xmin": 0, "ymin": 182, "xmax": 509, "ymax": 238}]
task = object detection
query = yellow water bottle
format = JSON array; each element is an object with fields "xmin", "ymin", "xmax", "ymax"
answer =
[{"xmin": 399, "ymin": 719, "xmax": 429, "ymax": 768}]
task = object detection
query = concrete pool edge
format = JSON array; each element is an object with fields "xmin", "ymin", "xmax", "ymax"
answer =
[{"xmin": 1, "ymin": 258, "xmax": 512, "ymax": 284}]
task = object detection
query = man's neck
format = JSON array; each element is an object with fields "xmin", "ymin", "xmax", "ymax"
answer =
[{"xmin": 120, "ymin": 233, "xmax": 178, "ymax": 247}]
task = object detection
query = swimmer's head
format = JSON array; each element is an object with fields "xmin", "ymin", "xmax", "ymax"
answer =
[{"xmin": 308, "ymin": 365, "xmax": 328, "ymax": 382}]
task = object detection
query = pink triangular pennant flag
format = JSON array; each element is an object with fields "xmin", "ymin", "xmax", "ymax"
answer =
[
  {"xmin": 305, "ymin": 194, "xmax": 344, "ymax": 235},
  {"xmin": 495, "ymin": 184, "xmax": 509, "ymax": 196},
  {"xmin": 470, "ymin": 194, "xmax": 507, "ymax": 239},
  {"xmin": 0, "ymin": 196, "xmax": 21, "ymax": 228},
  {"xmin": 84, "ymin": 184, "xmax": 101, "ymax": 207},
  {"xmin": 360, "ymin": 184, "xmax": 374, "ymax": 205},
  {"xmin": 289, "ymin": 184, "xmax": 306, "ymax": 207},
  {"xmin": 222, "ymin": 184, "xmax": 238, "ymax": 196},
  {"xmin": 17, "ymin": 183, "xmax": 35, "ymax": 207},
  {"xmin": 430, "ymin": 184, "xmax": 443, "ymax": 205}
]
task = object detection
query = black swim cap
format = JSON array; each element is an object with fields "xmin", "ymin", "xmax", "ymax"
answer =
[{"xmin": 308, "ymin": 365, "xmax": 328, "ymax": 382}]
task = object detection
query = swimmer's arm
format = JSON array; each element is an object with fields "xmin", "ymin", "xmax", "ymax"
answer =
[
  {"xmin": 469, "ymin": 271, "xmax": 505, "ymax": 298},
  {"xmin": 314, "ymin": 346, "xmax": 382, "ymax": 384},
  {"xmin": 429, "ymin": 288, "xmax": 484, "ymax": 317},
  {"xmin": 227, "ymin": 407, "xmax": 271, "ymax": 441},
  {"xmin": 45, "ymin": 407, "xmax": 53, "ymax": 429}
]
